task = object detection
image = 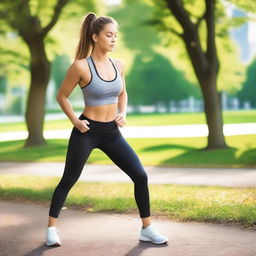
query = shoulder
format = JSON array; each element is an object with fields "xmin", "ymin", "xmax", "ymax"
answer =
[
  {"xmin": 69, "ymin": 58, "xmax": 89, "ymax": 74},
  {"xmin": 111, "ymin": 58, "xmax": 125, "ymax": 75}
]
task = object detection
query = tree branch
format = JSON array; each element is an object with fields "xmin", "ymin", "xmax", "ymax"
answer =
[
  {"xmin": 195, "ymin": 12, "xmax": 206, "ymax": 29},
  {"xmin": 143, "ymin": 17, "xmax": 183, "ymax": 38},
  {"xmin": 0, "ymin": 0, "xmax": 30, "ymax": 29},
  {"xmin": 166, "ymin": 0, "xmax": 208, "ymax": 77},
  {"xmin": 41, "ymin": 0, "xmax": 70, "ymax": 37},
  {"xmin": 166, "ymin": 0, "xmax": 194, "ymax": 32},
  {"xmin": 169, "ymin": 27, "xmax": 183, "ymax": 38}
]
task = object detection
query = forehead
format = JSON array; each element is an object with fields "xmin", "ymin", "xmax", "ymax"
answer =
[{"xmin": 102, "ymin": 23, "xmax": 118, "ymax": 33}]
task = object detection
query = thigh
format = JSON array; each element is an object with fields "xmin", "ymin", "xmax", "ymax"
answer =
[
  {"xmin": 99, "ymin": 131, "xmax": 145, "ymax": 179},
  {"xmin": 60, "ymin": 128, "xmax": 98, "ymax": 183}
]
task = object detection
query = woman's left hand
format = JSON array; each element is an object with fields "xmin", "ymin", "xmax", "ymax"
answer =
[{"xmin": 115, "ymin": 112, "xmax": 127, "ymax": 127}]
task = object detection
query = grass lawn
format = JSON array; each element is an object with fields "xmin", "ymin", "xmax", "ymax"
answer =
[
  {"xmin": 0, "ymin": 134, "xmax": 256, "ymax": 167},
  {"xmin": 0, "ymin": 175, "xmax": 255, "ymax": 228},
  {"xmin": 1, "ymin": 110, "xmax": 256, "ymax": 132}
]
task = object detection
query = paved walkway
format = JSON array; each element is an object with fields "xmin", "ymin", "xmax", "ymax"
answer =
[
  {"xmin": 1, "ymin": 162, "xmax": 256, "ymax": 187},
  {"xmin": 0, "ymin": 201, "xmax": 256, "ymax": 256},
  {"xmin": 1, "ymin": 122, "xmax": 256, "ymax": 141}
]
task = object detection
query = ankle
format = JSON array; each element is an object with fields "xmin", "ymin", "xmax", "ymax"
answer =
[{"xmin": 142, "ymin": 223, "xmax": 151, "ymax": 229}]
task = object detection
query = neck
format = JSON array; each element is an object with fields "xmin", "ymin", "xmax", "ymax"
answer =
[{"xmin": 91, "ymin": 50, "xmax": 109, "ymax": 63}]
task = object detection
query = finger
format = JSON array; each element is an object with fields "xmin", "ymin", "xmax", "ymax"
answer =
[
  {"xmin": 82, "ymin": 124, "xmax": 90, "ymax": 130},
  {"xmin": 80, "ymin": 126, "xmax": 90, "ymax": 132},
  {"xmin": 117, "ymin": 116, "xmax": 124, "ymax": 122},
  {"xmin": 84, "ymin": 120, "xmax": 90, "ymax": 125}
]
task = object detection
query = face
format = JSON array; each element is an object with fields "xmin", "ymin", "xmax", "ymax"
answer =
[{"xmin": 92, "ymin": 22, "xmax": 118, "ymax": 52}]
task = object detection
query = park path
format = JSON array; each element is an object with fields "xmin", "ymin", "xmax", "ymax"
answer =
[
  {"xmin": 0, "ymin": 200, "xmax": 256, "ymax": 256},
  {"xmin": 1, "ymin": 122, "xmax": 256, "ymax": 141}
]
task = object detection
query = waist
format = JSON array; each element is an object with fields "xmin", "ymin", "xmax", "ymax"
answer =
[{"xmin": 78, "ymin": 113, "xmax": 118, "ymax": 132}]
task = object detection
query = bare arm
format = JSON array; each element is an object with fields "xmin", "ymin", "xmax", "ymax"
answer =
[
  {"xmin": 115, "ymin": 59, "xmax": 128, "ymax": 127},
  {"xmin": 56, "ymin": 60, "xmax": 90, "ymax": 132}
]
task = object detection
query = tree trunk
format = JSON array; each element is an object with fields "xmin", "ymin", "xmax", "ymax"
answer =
[
  {"xmin": 165, "ymin": 0, "xmax": 229, "ymax": 150},
  {"xmin": 24, "ymin": 37, "xmax": 50, "ymax": 147},
  {"xmin": 200, "ymin": 75, "xmax": 228, "ymax": 149}
]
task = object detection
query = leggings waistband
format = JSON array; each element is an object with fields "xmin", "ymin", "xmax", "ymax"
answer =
[{"xmin": 78, "ymin": 113, "xmax": 118, "ymax": 132}]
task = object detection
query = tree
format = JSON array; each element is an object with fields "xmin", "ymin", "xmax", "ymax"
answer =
[
  {"xmin": 148, "ymin": 0, "xmax": 254, "ymax": 150},
  {"xmin": 164, "ymin": 0, "xmax": 227, "ymax": 149},
  {"xmin": 0, "ymin": 0, "xmax": 95, "ymax": 146},
  {"xmin": 110, "ymin": 0, "xmax": 247, "ymax": 150}
]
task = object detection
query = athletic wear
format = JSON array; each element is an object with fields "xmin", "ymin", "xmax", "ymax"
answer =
[
  {"xmin": 139, "ymin": 223, "xmax": 169, "ymax": 244},
  {"xmin": 81, "ymin": 56, "xmax": 123, "ymax": 106},
  {"xmin": 49, "ymin": 113, "xmax": 151, "ymax": 219},
  {"xmin": 45, "ymin": 226, "xmax": 61, "ymax": 247}
]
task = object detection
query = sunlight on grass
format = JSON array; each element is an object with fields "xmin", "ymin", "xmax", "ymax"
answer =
[
  {"xmin": 0, "ymin": 134, "xmax": 256, "ymax": 167},
  {"xmin": 0, "ymin": 175, "xmax": 255, "ymax": 227},
  {"xmin": 1, "ymin": 110, "xmax": 256, "ymax": 132}
]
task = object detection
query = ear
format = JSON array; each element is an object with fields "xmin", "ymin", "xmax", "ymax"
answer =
[{"xmin": 92, "ymin": 33, "xmax": 98, "ymax": 43}]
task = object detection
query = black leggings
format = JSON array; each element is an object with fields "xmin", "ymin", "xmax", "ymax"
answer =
[{"xmin": 49, "ymin": 113, "xmax": 151, "ymax": 218}]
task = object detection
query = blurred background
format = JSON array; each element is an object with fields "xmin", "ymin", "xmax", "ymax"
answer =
[
  {"xmin": 0, "ymin": 0, "xmax": 256, "ymax": 166},
  {"xmin": 0, "ymin": 0, "xmax": 255, "ymax": 115}
]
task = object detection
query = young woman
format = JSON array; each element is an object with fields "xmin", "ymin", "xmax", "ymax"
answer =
[{"xmin": 45, "ymin": 12, "xmax": 168, "ymax": 246}]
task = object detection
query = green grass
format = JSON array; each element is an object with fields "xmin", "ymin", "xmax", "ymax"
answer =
[
  {"xmin": 0, "ymin": 175, "xmax": 255, "ymax": 228},
  {"xmin": 0, "ymin": 134, "xmax": 256, "ymax": 167},
  {"xmin": 1, "ymin": 110, "xmax": 256, "ymax": 132}
]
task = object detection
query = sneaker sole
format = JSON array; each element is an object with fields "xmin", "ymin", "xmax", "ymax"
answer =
[
  {"xmin": 45, "ymin": 242, "xmax": 61, "ymax": 247},
  {"xmin": 139, "ymin": 235, "xmax": 168, "ymax": 245}
]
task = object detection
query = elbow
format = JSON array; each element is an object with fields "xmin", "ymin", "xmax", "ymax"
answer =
[
  {"xmin": 56, "ymin": 93, "xmax": 61, "ymax": 103},
  {"xmin": 56, "ymin": 92, "xmax": 66, "ymax": 104},
  {"xmin": 119, "ymin": 89, "xmax": 127, "ymax": 97}
]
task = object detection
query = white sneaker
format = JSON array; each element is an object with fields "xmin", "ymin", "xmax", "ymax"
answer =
[
  {"xmin": 45, "ymin": 226, "xmax": 61, "ymax": 247},
  {"xmin": 139, "ymin": 223, "xmax": 168, "ymax": 244}
]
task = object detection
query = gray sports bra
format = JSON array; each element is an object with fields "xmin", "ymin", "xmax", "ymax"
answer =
[{"xmin": 80, "ymin": 56, "xmax": 123, "ymax": 106}]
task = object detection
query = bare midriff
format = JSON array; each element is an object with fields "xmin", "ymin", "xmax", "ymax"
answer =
[{"xmin": 82, "ymin": 103, "xmax": 118, "ymax": 122}]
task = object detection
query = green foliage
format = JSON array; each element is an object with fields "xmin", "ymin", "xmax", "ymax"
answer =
[
  {"xmin": 0, "ymin": 0, "xmax": 97, "ymax": 89},
  {"xmin": 50, "ymin": 54, "xmax": 70, "ymax": 93},
  {"xmin": 228, "ymin": 0, "xmax": 256, "ymax": 12},
  {"xmin": 237, "ymin": 58, "xmax": 256, "ymax": 107},
  {"xmin": 149, "ymin": 0, "xmax": 247, "ymax": 94},
  {"xmin": 109, "ymin": 0, "xmax": 200, "ymax": 103},
  {"xmin": 126, "ymin": 52, "xmax": 200, "ymax": 105},
  {"xmin": 0, "ymin": 76, "xmax": 7, "ymax": 93},
  {"xmin": 109, "ymin": 0, "xmax": 161, "ymax": 51},
  {"xmin": 8, "ymin": 96, "xmax": 22, "ymax": 115}
]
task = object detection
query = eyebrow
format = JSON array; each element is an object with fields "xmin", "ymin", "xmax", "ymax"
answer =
[{"xmin": 105, "ymin": 31, "xmax": 118, "ymax": 34}]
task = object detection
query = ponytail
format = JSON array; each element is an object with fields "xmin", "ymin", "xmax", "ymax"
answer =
[
  {"xmin": 75, "ymin": 12, "xmax": 118, "ymax": 60},
  {"xmin": 75, "ymin": 12, "xmax": 96, "ymax": 60}
]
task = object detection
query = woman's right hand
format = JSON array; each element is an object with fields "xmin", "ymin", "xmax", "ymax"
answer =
[{"xmin": 73, "ymin": 119, "xmax": 90, "ymax": 133}]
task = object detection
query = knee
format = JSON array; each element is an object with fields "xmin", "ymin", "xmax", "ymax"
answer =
[
  {"xmin": 133, "ymin": 170, "xmax": 148, "ymax": 185},
  {"xmin": 57, "ymin": 178, "xmax": 77, "ymax": 191}
]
